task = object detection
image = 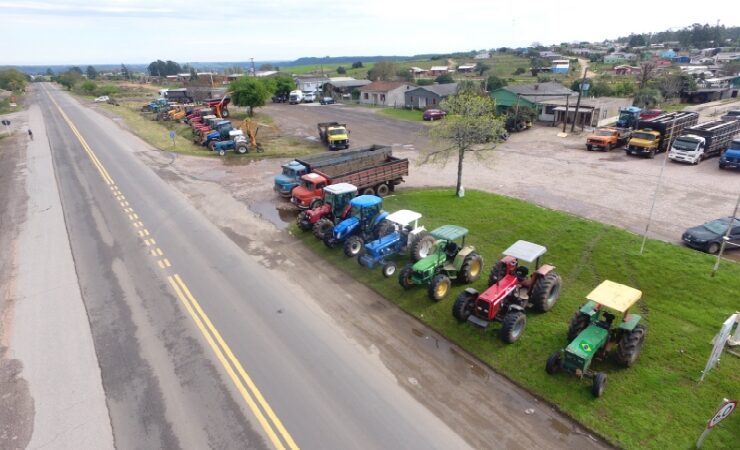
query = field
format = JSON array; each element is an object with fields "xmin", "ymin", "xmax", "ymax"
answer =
[{"xmin": 297, "ymin": 188, "xmax": 740, "ymax": 449}]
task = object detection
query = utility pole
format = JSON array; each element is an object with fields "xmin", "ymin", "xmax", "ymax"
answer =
[
  {"xmin": 250, "ymin": 58, "xmax": 255, "ymax": 77},
  {"xmin": 562, "ymin": 94, "xmax": 570, "ymax": 133},
  {"xmin": 571, "ymin": 65, "xmax": 588, "ymax": 132},
  {"xmin": 711, "ymin": 193, "xmax": 740, "ymax": 277}
]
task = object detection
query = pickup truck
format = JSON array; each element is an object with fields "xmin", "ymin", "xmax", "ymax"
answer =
[
  {"xmin": 585, "ymin": 127, "xmax": 632, "ymax": 151},
  {"xmin": 318, "ymin": 122, "xmax": 350, "ymax": 150}
]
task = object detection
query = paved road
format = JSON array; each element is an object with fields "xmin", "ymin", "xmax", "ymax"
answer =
[{"xmin": 6, "ymin": 84, "xmax": 613, "ymax": 449}]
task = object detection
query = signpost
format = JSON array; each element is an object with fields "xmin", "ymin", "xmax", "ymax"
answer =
[
  {"xmin": 169, "ymin": 130, "xmax": 176, "ymax": 149},
  {"xmin": 696, "ymin": 399, "xmax": 737, "ymax": 448},
  {"xmin": 700, "ymin": 313, "xmax": 738, "ymax": 382},
  {"xmin": 1, "ymin": 119, "xmax": 10, "ymax": 136}
]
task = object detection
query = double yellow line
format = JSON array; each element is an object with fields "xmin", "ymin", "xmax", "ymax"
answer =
[{"xmin": 44, "ymin": 87, "xmax": 298, "ymax": 450}]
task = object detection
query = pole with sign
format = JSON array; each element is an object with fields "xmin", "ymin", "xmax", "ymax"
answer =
[
  {"xmin": 169, "ymin": 130, "xmax": 176, "ymax": 149},
  {"xmin": 1, "ymin": 119, "xmax": 10, "ymax": 136},
  {"xmin": 700, "ymin": 313, "xmax": 737, "ymax": 382},
  {"xmin": 696, "ymin": 399, "xmax": 737, "ymax": 448}
]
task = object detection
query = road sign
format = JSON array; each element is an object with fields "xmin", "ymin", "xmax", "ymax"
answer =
[
  {"xmin": 708, "ymin": 399, "xmax": 736, "ymax": 429},
  {"xmin": 1, "ymin": 120, "xmax": 10, "ymax": 126},
  {"xmin": 700, "ymin": 314, "xmax": 737, "ymax": 382},
  {"xmin": 169, "ymin": 130, "xmax": 176, "ymax": 139}
]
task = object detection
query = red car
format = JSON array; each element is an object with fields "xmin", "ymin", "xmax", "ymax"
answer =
[{"xmin": 423, "ymin": 109, "xmax": 447, "ymax": 121}]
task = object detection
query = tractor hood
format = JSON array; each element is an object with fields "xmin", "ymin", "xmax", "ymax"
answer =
[
  {"xmin": 567, "ymin": 325, "xmax": 608, "ymax": 360},
  {"xmin": 333, "ymin": 216, "xmax": 359, "ymax": 239},
  {"xmin": 412, "ymin": 251, "xmax": 444, "ymax": 272},
  {"xmin": 365, "ymin": 233, "xmax": 400, "ymax": 254}
]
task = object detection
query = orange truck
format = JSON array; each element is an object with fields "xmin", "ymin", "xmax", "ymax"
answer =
[{"xmin": 585, "ymin": 127, "xmax": 632, "ymax": 151}]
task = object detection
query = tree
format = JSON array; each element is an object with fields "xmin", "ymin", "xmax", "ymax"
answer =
[
  {"xmin": 0, "ymin": 69, "xmax": 28, "ymax": 91},
  {"xmin": 189, "ymin": 67, "xmax": 198, "ymax": 80},
  {"xmin": 120, "ymin": 64, "xmax": 130, "ymax": 80},
  {"xmin": 367, "ymin": 61, "xmax": 396, "ymax": 81},
  {"xmin": 147, "ymin": 60, "xmax": 181, "ymax": 77},
  {"xmin": 57, "ymin": 70, "xmax": 82, "ymax": 90},
  {"xmin": 230, "ymin": 76, "xmax": 270, "ymax": 116},
  {"xmin": 351, "ymin": 61, "xmax": 364, "ymax": 69},
  {"xmin": 80, "ymin": 80, "xmax": 97, "ymax": 94},
  {"xmin": 628, "ymin": 34, "xmax": 646, "ymax": 47},
  {"xmin": 336, "ymin": 66, "xmax": 347, "ymax": 75},
  {"xmin": 658, "ymin": 73, "xmax": 685, "ymax": 100},
  {"xmin": 69, "ymin": 66, "xmax": 83, "ymax": 75},
  {"xmin": 270, "ymin": 74, "xmax": 295, "ymax": 96},
  {"xmin": 476, "ymin": 63, "xmax": 491, "ymax": 76},
  {"xmin": 259, "ymin": 63, "xmax": 274, "ymax": 71},
  {"xmin": 435, "ymin": 74, "xmax": 455, "ymax": 84},
  {"xmin": 513, "ymin": 67, "xmax": 526, "ymax": 75},
  {"xmin": 45, "ymin": 68, "xmax": 54, "ymax": 76},
  {"xmin": 633, "ymin": 88, "xmax": 663, "ymax": 108},
  {"xmin": 424, "ymin": 92, "xmax": 506, "ymax": 197},
  {"xmin": 457, "ymin": 80, "xmax": 483, "ymax": 95},
  {"xmin": 637, "ymin": 60, "xmax": 657, "ymax": 90},
  {"xmin": 484, "ymin": 75, "xmax": 506, "ymax": 91},
  {"xmin": 86, "ymin": 66, "xmax": 98, "ymax": 80}
]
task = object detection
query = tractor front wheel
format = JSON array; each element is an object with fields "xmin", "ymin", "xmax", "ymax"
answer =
[
  {"xmin": 323, "ymin": 227, "xmax": 338, "ymax": 249},
  {"xmin": 592, "ymin": 373, "xmax": 607, "ymax": 397},
  {"xmin": 500, "ymin": 312, "xmax": 527, "ymax": 344},
  {"xmin": 530, "ymin": 271, "xmax": 562, "ymax": 313},
  {"xmin": 545, "ymin": 351, "xmax": 562, "ymax": 374},
  {"xmin": 567, "ymin": 312, "xmax": 590, "ymax": 342},
  {"xmin": 459, "ymin": 252, "xmax": 483, "ymax": 283},
  {"xmin": 398, "ymin": 265, "xmax": 414, "ymax": 290},
  {"xmin": 488, "ymin": 260, "xmax": 507, "ymax": 287},
  {"xmin": 218, "ymin": 149, "xmax": 226, "ymax": 156},
  {"xmin": 343, "ymin": 236, "xmax": 364, "ymax": 257},
  {"xmin": 410, "ymin": 233, "xmax": 435, "ymax": 262},
  {"xmin": 428, "ymin": 274, "xmax": 451, "ymax": 301},
  {"xmin": 297, "ymin": 211, "xmax": 312, "ymax": 231},
  {"xmin": 381, "ymin": 262, "xmax": 397, "ymax": 278},
  {"xmin": 615, "ymin": 324, "xmax": 646, "ymax": 367},
  {"xmin": 310, "ymin": 198, "xmax": 324, "ymax": 210},
  {"xmin": 313, "ymin": 219, "xmax": 333, "ymax": 240},
  {"xmin": 452, "ymin": 289, "xmax": 477, "ymax": 322},
  {"xmin": 235, "ymin": 144, "xmax": 249, "ymax": 154}
]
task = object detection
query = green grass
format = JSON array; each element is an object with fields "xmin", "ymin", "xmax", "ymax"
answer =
[
  {"xmin": 0, "ymin": 92, "xmax": 23, "ymax": 115},
  {"xmin": 379, "ymin": 108, "xmax": 424, "ymax": 122},
  {"xmin": 285, "ymin": 62, "xmax": 375, "ymax": 79},
  {"xmin": 296, "ymin": 188, "xmax": 740, "ymax": 449}
]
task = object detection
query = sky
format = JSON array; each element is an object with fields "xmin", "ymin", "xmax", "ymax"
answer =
[{"xmin": 1, "ymin": 0, "xmax": 739, "ymax": 65}]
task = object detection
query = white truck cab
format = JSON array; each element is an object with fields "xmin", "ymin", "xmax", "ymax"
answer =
[{"xmin": 668, "ymin": 134, "xmax": 706, "ymax": 164}]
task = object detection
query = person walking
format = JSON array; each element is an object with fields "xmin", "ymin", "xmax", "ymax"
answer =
[{"xmin": 28, "ymin": 129, "xmax": 33, "ymax": 140}]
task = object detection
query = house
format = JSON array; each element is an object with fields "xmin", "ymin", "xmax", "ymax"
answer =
[
  {"xmin": 408, "ymin": 67, "xmax": 427, "ymax": 76},
  {"xmin": 715, "ymin": 52, "xmax": 740, "ymax": 64},
  {"xmin": 457, "ymin": 64, "xmax": 477, "ymax": 73},
  {"xmin": 613, "ymin": 65, "xmax": 641, "ymax": 75},
  {"xmin": 672, "ymin": 56, "xmax": 691, "ymax": 64},
  {"xmin": 404, "ymin": 83, "xmax": 458, "ymax": 109},
  {"xmin": 358, "ymin": 81, "xmax": 416, "ymax": 107},
  {"xmin": 544, "ymin": 97, "xmax": 632, "ymax": 128},
  {"xmin": 551, "ymin": 59, "xmax": 570, "ymax": 74},
  {"xmin": 539, "ymin": 51, "xmax": 563, "ymax": 59},
  {"xmin": 323, "ymin": 79, "xmax": 372, "ymax": 97},
  {"xmin": 490, "ymin": 82, "xmax": 575, "ymax": 122},
  {"xmin": 659, "ymin": 49, "xmax": 677, "ymax": 59},
  {"xmin": 429, "ymin": 66, "xmax": 452, "ymax": 76},
  {"xmin": 604, "ymin": 52, "xmax": 637, "ymax": 63}
]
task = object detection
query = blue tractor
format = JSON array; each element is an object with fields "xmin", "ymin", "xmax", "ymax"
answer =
[
  {"xmin": 323, "ymin": 195, "xmax": 389, "ymax": 257},
  {"xmin": 212, "ymin": 134, "xmax": 255, "ymax": 155},
  {"xmin": 358, "ymin": 209, "xmax": 436, "ymax": 277}
]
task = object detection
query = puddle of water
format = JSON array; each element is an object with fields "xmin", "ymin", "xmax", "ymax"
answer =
[
  {"xmin": 250, "ymin": 200, "xmax": 295, "ymax": 230},
  {"xmin": 548, "ymin": 416, "xmax": 576, "ymax": 436}
]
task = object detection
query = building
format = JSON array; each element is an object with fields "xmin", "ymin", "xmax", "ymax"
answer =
[
  {"xmin": 544, "ymin": 97, "xmax": 633, "ymax": 128},
  {"xmin": 404, "ymin": 83, "xmax": 458, "ymax": 109},
  {"xmin": 551, "ymin": 59, "xmax": 570, "ymax": 74},
  {"xmin": 358, "ymin": 81, "xmax": 416, "ymax": 107},
  {"xmin": 429, "ymin": 66, "xmax": 453, "ymax": 76},
  {"xmin": 408, "ymin": 67, "xmax": 427, "ymax": 76},
  {"xmin": 294, "ymin": 76, "xmax": 329, "ymax": 93},
  {"xmin": 715, "ymin": 52, "xmax": 740, "ymax": 64},
  {"xmin": 490, "ymin": 82, "xmax": 575, "ymax": 121},
  {"xmin": 613, "ymin": 65, "xmax": 641, "ymax": 75},
  {"xmin": 457, "ymin": 64, "xmax": 477, "ymax": 73},
  {"xmin": 604, "ymin": 52, "xmax": 637, "ymax": 63},
  {"xmin": 474, "ymin": 51, "xmax": 491, "ymax": 59},
  {"xmin": 323, "ymin": 78, "xmax": 372, "ymax": 98}
]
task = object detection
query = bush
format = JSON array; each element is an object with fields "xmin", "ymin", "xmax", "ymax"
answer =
[
  {"xmin": 435, "ymin": 74, "xmax": 455, "ymax": 84},
  {"xmin": 337, "ymin": 66, "xmax": 347, "ymax": 74},
  {"xmin": 513, "ymin": 67, "xmax": 526, "ymax": 75},
  {"xmin": 417, "ymin": 79, "xmax": 434, "ymax": 86},
  {"xmin": 80, "ymin": 80, "xmax": 97, "ymax": 94},
  {"xmin": 96, "ymin": 85, "xmax": 119, "ymax": 96}
]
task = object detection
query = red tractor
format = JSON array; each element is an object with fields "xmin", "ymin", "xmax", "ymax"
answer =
[
  {"xmin": 452, "ymin": 240, "xmax": 562, "ymax": 343},
  {"xmin": 296, "ymin": 183, "xmax": 357, "ymax": 239}
]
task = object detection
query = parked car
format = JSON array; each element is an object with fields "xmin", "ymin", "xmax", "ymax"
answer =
[
  {"xmin": 94, "ymin": 95, "xmax": 110, "ymax": 103},
  {"xmin": 272, "ymin": 94, "xmax": 287, "ymax": 103},
  {"xmin": 681, "ymin": 217, "xmax": 740, "ymax": 254},
  {"xmin": 303, "ymin": 92, "xmax": 317, "ymax": 103},
  {"xmin": 423, "ymin": 109, "xmax": 447, "ymax": 121},
  {"xmin": 320, "ymin": 97, "xmax": 336, "ymax": 105}
]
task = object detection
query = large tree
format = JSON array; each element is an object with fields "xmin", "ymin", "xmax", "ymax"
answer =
[
  {"xmin": 86, "ymin": 65, "xmax": 98, "ymax": 80},
  {"xmin": 423, "ymin": 92, "xmax": 506, "ymax": 196},
  {"xmin": 230, "ymin": 76, "xmax": 270, "ymax": 116},
  {"xmin": 0, "ymin": 69, "xmax": 28, "ymax": 91},
  {"xmin": 367, "ymin": 61, "xmax": 396, "ymax": 81}
]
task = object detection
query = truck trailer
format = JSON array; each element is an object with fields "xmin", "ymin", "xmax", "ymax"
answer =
[
  {"xmin": 273, "ymin": 145, "xmax": 391, "ymax": 197},
  {"xmin": 625, "ymin": 111, "xmax": 699, "ymax": 158},
  {"xmin": 668, "ymin": 119, "xmax": 740, "ymax": 164}
]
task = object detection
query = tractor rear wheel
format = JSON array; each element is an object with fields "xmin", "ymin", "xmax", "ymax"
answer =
[
  {"xmin": 376, "ymin": 220, "xmax": 395, "ymax": 238},
  {"xmin": 398, "ymin": 265, "xmax": 414, "ymax": 290},
  {"xmin": 545, "ymin": 351, "xmax": 562, "ymax": 374},
  {"xmin": 428, "ymin": 274, "xmax": 451, "ymax": 301},
  {"xmin": 452, "ymin": 289, "xmax": 477, "ymax": 322},
  {"xmin": 297, "ymin": 211, "xmax": 312, "ymax": 231},
  {"xmin": 567, "ymin": 312, "xmax": 590, "ymax": 342},
  {"xmin": 323, "ymin": 226, "xmax": 338, "ymax": 249},
  {"xmin": 381, "ymin": 262, "xmax": 397, "ymax": 278},
  {"xmin": 615, "ymin": 324, "xmax": 646, "ymax": 367},
  {"xmin": 410, "ymin": 233, "xmax": 435, "ymax": 262},
  {"xmin": 488, "ymin": 260, "xmax": 506, "ymax": 287},
  {"xmin": 313, "ymin": 219, "xmax": 332, "ymax": 240},
  {"xmin": 530, "ymin": 271, "xmax": 562, "ymax": 313},
  {"xmin": 235, "ymin": 144, "xmax": 248, "ymax": 154},
  {"xmin": 592, "ymin": 373, "xmax": 607, "ymax": 397},
  {"xmin": 459, "ymin": 252, "xmax": 483, "ymax": 283},
  {"xmin": 343, "ymin": 236, "xmax": 364, "ymax": 257},
  {"xmin": 500, "ymin": 312, "xmax": 527, "ymax": 344},
  {"xmin": 376, "ymin": 183, "xmax": 390, "ymax": 197}
]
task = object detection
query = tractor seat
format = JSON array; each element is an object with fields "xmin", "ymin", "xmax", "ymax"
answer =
[
  {"xmin": 596, "ymin": 312, "xmax": 615, "ymax": 330},
  {"xmin": 444, "ymin": 242, "xmax": 459, "ymax": 258},
  {"xmin": 515, "ymin": 266, "xmax": 529, "ymax": 280}
]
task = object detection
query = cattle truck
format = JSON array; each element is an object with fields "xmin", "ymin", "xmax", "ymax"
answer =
[
  {"xmin": 625, "ymin": 111, "xmax": 699, "ymax": 158},
  {"xmin": 668, "ymin": 119, "xmax": 740, "ymax": 164}
]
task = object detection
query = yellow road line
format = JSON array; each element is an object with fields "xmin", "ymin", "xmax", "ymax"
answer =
[
  {"xmin": 155, "ymin": 248, "xmax": 163, "ymax": 256},
  {"xmin": 129, "ymin": 214, "xmax": 135, "ymax": 221},
  {"xmin": 173, "ymin": 274, "xmax": 298, "ymax": 450},
  {"xmin": 158, "ymin": 260, "xmax": 166, "ymax": 269},
  {"xmin": 162, "ymin": 258, "xmax": 171, "ymax": 267},
  {"xmin": 142, "ymin": 229, "xmax": 149, "ymax": 236}
]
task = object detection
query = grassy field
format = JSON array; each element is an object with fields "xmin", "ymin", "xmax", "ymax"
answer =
[
  {"xmin": 379, "ymin": 108, "xmax": 424, "ymax": 122},
  {"xmin": 0, "ymin": 92, "xmax": 23, "ymax": 115},
  {"xmin": 285, "ymin": 62, "xmax": 375, "ymax": 79},
  {"xmin": 296, "ymin": 188, "xmax": 740, "ymax": 449}
]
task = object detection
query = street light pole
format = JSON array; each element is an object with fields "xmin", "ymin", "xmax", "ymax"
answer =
[{"xmin": 711, "ymin": 193, "xmax": 740, "ymax": 277}]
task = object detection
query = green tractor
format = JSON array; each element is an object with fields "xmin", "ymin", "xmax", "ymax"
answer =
[
  {"xmin": 545, "ymin": 280, "xmax": 647, "ymax": 397},
  {"xmin": 398, "ymin": 225, "xmax": 483, "ymax": 301}
]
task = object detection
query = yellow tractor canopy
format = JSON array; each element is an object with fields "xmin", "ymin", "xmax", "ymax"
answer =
[{"xmin": 586, "ymin": 280, "xmax": 642, "ymax": 313}]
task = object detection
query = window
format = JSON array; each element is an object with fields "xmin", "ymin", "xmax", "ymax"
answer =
[
  {"xmin": 432, "ymin": 98, "xmax": 437, "ymax": 105},
  {"xmin": 544, "ymin": 105, "xmax": 556, "ymax": 115},
  {"xmin": 363, "ymin": 93, "xmax": 368, "ymax": 100},
  {"xmin": 380, "ymin": 94, "xmax": 386, "ymax": 102}
]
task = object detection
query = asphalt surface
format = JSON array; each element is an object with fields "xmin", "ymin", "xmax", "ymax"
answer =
[{"xmin": 3, "ymin": 84, "xmax": 615, "ymax": 449}]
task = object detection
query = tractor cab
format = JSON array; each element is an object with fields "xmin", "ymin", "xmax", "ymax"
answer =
[
  {"xmin": 348, "ymin": 195, "xmax": 384, "ymax": 233},
  {"xmin": 323, "ymin": 183, "xmax": 357, "ymax": 218},
  {"xmin": 546, "ymin": 280, "xmax": 646, "ymax": 397},
  {"xmin": 324, "ymin": 195, "xmax": 388, "ymax": 257}
]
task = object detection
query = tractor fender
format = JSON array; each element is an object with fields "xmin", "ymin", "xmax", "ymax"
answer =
[
  {"xmin": 508, "ymin": 304, "xmax": 526, "ymax": 313},
  {"xmin": 334, "ymin": 217, "xmax": 359, "ymax": 240},
  {"xmin": 463, "ymin": 287, "xmax": 479, "ymax": 296},
  {"xmin": 456, "ymin": 245, "xmax": 476, "ymax": 258},
  {"xmin": 372, "ymin": 211, "xmax": 390, "ymax": 228},
  {"xmin": 535, "ymin": 264, "xmax": 556, "ymax": 276}
]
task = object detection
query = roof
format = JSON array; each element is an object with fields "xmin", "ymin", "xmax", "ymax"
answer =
[
  {"xmin": 350, "ymin": 195, "xmax": 382, "ymax": 208},
  {"xmin": 326, "ymin": 79, "xmax": 372, "ymax": 89},
  {"xmin": 324, "ymin": 183, "xmax": 357, "ymax": 195},
  {"xmin": 359, "ymin": 81, "xmax": 414, "ymax": 92},
  {"xmin": 502, "ymin": 240, "xmax": 547, "ymax": 262},
  {"xmin": 430, "ymin": 225, "xmax": 468, "ymax": 241},
  {"xmin": 586, "ymin": 280, "xmax": 642, "ymax": 313},
  {"xmin": 458, "ymin": 64, "xmax": 477, "ymax": 70},
  {"xmin": 430, "ymin": 66, "xmax": 450, "ymax": 71},
  {"xmin": 385, "ymin": 210, "xmax": 422, "ymax": 226},
  {"xmin": 302, "ymin": 172, "xmax": 325, "ymax": 183},
  {"xmin": 506, "ymin": 82, "xmax": 574, "ymax": 97},
  {"xmin": 408, "ymin": 83, "xmax": 458, "ymax": 97}
]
